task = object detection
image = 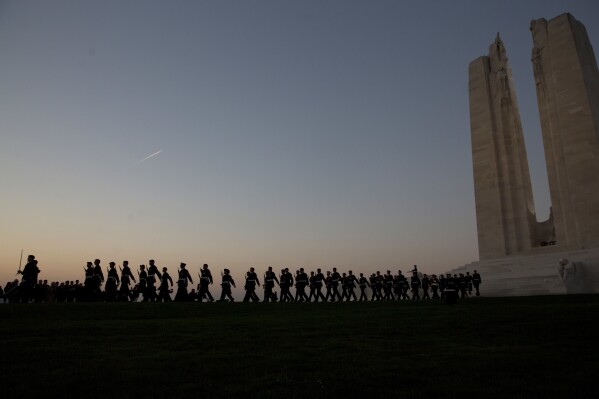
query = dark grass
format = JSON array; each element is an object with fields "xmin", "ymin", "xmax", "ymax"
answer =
[{"xmin": 1, "ymin": 296, "xmax": 598, "ymax": 399}]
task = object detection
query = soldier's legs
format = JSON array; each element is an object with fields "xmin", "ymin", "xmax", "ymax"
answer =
[
  {"xmin": 316, "ymin": 287, "xmax": 326, "ymax": 302},
  {"xmin": 474, "ymin": 283, "xmax": 480, "ymax": 296},
  {"xmin": 243, "ymin": 290, "xmax": 252, "ymax": 302}
]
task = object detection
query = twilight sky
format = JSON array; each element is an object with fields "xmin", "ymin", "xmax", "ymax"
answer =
[{"xmin": 1, "ymin": 0, "xmax": 598, "ymax": 290}]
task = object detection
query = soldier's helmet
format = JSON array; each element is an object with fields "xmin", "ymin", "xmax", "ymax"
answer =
[
  {"xmin": 163, "ymin": 267, "xmax": 167, "ymax": 272},
  {"xmin": 180, "ymin": 263, "xmax": 186, "ymax": 268},
  {"xmin": 110, "ymin": 262, "xmax": 115, "ymax": 267}
]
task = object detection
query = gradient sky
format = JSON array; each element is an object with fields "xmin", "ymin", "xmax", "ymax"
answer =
[{"xmin": 1, "ymin": 0, "xmax": 598, "ymax": 294}]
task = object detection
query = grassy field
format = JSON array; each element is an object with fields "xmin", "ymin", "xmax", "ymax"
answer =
[{"xmin": 1, "ymin": 296, "xmax": 598, "ymax": 399}]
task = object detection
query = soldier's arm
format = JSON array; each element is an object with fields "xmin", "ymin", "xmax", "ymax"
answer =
[
  {"xmin": 274, "ymin": 275, "xmax": 280, "ymax": 285},
  {"xmin": 187, "ymin": 270, "xmax": 193, "ymax": 284}
]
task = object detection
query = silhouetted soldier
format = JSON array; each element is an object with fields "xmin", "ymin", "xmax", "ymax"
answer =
[
  {"xmin": 458, "ymin": 273, "xmax": 467, "ymax": 298},
  {"xmin": 444, "ymin": 274, "xmax": 458, "ymax": 305},
  {"xmin": 402, "ymin": 275, "xmax": 410, "ymax": 300},
  {"xmin": 294, "ymin": 268, "xmax": 309, "ymax": 302},
  {"xmin": 473, "ymin": 270, "xmax": 482, "ymax": 296},
  {"xmin": 430, "ymin": 274, "xmax": 440, "ymax": 299},
  {"xmin": 358, "ymin": 273, "xmax": 370, "ymax": 301},
  {"xmin": 472, "ymin": 270, "xmax": 482, "ymax": 296},
  {"xmin": 219, "ymin": 269, "xmax": 236, "ymax": 301},
  {"xmin": 138, "ymin": 265, "xmax": 148, "ymax": 302},
  {"xmin": 18, "ymin": 255, "xmax": 40, "ymax": 303},
  {"xmin": 158, "ymin": 267, "xmax": 173, "ymax": 302},
  {"xmin": 340, "ymin": 272, "xmax": 349, "ymax": 301},
  {"xmin": 243, "ymin": 267, "xmax": 260, "ymax": 302},
  {"xmin": 263, "ymin": 266, "xmax": 279, "ymax": 302},
  {"xmin": 174, "ymin": 263, "xmax": 193, "ymax": 301},
  {"xmin": 199, "ymin": 264, "xmax": 215, "ymax": 302},
  {"xmin": 93, "ymin": 259, "xmax": 104, "ymax": 301},
  {"xmin": 383, "ymin": 271, "xmax": 395, "ymax": 300},
  {"xmin": 145, "ymin": 260, "xmax": 162, "ymax": 302},
  {"xmin": 345, "ymin": 271, "xmax": 359, "ymax": 301},
  {"xmin": 411, "ymin": 272, "xmax": 421, "ymax": 300},
  {"xmin": 375, "ymin": 271, "xmax": 385, "ymax": 300},
  {"xmin": 331, "ymin": 268, "xmax": 342, "ymax": 302},
  {"xmin": 324, "ymin": 271, "xmax": 333, "ymax": 301},
  {"xmin": 83, "ymin": 262, "xmax": 94, "ymax": 301},
  {"xmin": 119, "ymin": 261, "xmax": 136, "ymax": 302},
  {"xmin": 105, "ymin": 262, "xmax": 120, "ymax": 302},
  {"xmin": 393, "ymin": 272, "xmax": 402, "ymax": 299},
  {"xmin": 307, "ymin": 271, "xmax": 316, "ymax": 302},
  {"xmin": 421, "ymin": 274, "xmax": 430, "ymax": 300},
  {"xmin": 465, "ymin": 272, "xmax": 473, "ymax": 296},
  {"xmin": 314, "ymin": 269, "xmax": 326, "ymax": 302},
  {"xmin": 439, "ymin": 274, "xmax": 447, "ymax": 298},
  {"xmin": 280, "ymin": 268, "xmax": 294, "ymax": 302},
  {"xmin": 368, "ymin": 274, "xmax": 377, "ymax": 301}
]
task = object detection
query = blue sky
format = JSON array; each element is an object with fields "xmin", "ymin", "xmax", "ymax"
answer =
[{"xmin": 1, "ymin": 0, "xmax": 598, "ymax": 290}]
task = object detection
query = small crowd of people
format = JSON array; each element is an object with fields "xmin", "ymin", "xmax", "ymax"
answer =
[{"xmin": 1, "ymin": 255, "xmax": 482, "ymax": 304}]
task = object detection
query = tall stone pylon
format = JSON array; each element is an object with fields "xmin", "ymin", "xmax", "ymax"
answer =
[
  {"xmin": 531, "ymin": 13, "xmax": 599, "ymax": 251},
  {"xmin": 469, "ymin": 34, "xmax": 538, "ymax": 259}
]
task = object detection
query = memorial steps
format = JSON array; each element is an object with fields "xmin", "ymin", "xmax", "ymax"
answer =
[{"xmin": 445, "ymin": 248, "xmax": 599, "ymax": 296}]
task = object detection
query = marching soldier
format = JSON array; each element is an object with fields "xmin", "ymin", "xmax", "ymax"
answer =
[
  {"xmin": 83, "ymin": 261, "xmax": 94, "ymax": 301},
  {"xmin": 393, "ymin": 272, "xmax": 402, "ymax": 299},
  {"xmin": 105, "ymin": 262, "xmax": 120, "ymax": 302},
  {"xmin": 175, "ymin": 263, "xmax": 193, "ymax": 301},
  {"xmin": 280, "ymin": 268, "xmax": 294, "ymax": 302},
  {"xmin": 473, "ymin": 270, "xmax": 482, "ymax": 296},
  {"xmin": 430, "ymin": 274, "xmax": 440, "ymax": 299},
  {"xmin": 402, "ymin": 274, "xmax": 411, "ymax": 300},
  {"xmin": 375, "ymin": 271, "xmax": 385, "ymax": 300},
  {"xmin": 118, "ymin": 261, "xmax": 136, "ymax": 302},
  {"xmin": 138, "ymin": 265, "xmax": 148, "ymax": 302},
  {"xmin": 439, "ymin": 274, "xmax": 447, "ymax": 298},
  {"xmin": 330, "ymin": 268, "xmax": 342, "ymax": 302},
  {"xmin": 93, "ymin": 259, "xmax": 104, "ymax": 301},
  {"xmin": 368, "ymin": 274, "xmax": 378, "ymax": 301},
  {"xmin": 146, "ymin": 260, "xmax": 161, "ymax": 302},
  {"xmin": 219, "ymin": 269, "xmax": 236, "ymax": 302},
  {"xmin": 340, "ymin": 272, "xmax": 349, "ymax": 301},
  {"xmin": 411, "ymin": 271, "xmax": 421, "ymax": 300},
  {"xmin": 346, "ymin": 270, "xmax": 359, "ymax": 301},
  {"xmin": 294, "ymin": 268, "xmax": 309, "ymax": 302},
  {"xmin": 18, "ymin": 255, "xmax": 40, "ymax": 303},
  {"xmin": 158, "ymin": 267, "xmax": 173, "ymax": 302},
  {"xmin": 383, "ymin": 270, "xmax": 395, "ymax": 300},
  {"xmin": 313, "ymin": 268, "xmax": 326, "ymax": 302},
  {"xmin": 458, "ymin": 273, "xmax": 467, "ymax": 298},
  {"xmin": 243, "ymin": 267, "xmax": 260, "ymax": 302},
  {"xmin": 445, "ymin": 274, "xmax": 458, "ymax": 305},
  {"xmin": 199, "ymin": 264, "xmax": 215, "ymax": 302},
  {"xmin": 307, "ymin": 271, "xmax": 316, "ymax": 302},
  {"xmin": 358, "ymin": 273, "xmax": 370, "ymax": 301},
  {"xmin": 421, "ymin": 274, "xmax": 431, "ymax": 300},
  {"xmin": 263, "ymin": 266, "xmax": 279, "ymax": 302},
  {"xmin": 465, "ymin": 272, "xmax": 473, "ymax": 296}
]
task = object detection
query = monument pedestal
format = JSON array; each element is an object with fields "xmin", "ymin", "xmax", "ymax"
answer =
[{"xmin": 447, "ymin": 248, "xmax": 599, "ymax": 296}]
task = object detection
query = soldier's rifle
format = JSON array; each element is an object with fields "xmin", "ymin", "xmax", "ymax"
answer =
[{"xmin": 15, "ymin": 249, "xmax": 23, "ymax": 276}]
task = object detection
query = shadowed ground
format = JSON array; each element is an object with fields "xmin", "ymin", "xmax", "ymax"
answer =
[{"xmin": 1, "ymin": 296, "xmax": 598, "ymax": 398}]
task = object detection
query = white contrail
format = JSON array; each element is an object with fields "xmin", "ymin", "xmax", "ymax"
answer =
[{"xmin": 136, "ymin": 150, "xmax": 162, "ymax": 164}]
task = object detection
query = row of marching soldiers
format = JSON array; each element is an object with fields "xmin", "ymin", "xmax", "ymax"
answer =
[
  {"xmin": 4, "ymin": 255, "xmax": 482, "ymax": 303},
  {"xmin": 83, "ymin": 263, "xmax": 483, "ymax": 303},
  {"xmin": 82, "ymin": 259, "xmax": 214, "ymax": 302},
  {"xmin": 243, "ymin": 266, "xmax": 482, "ymax": 303}
]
